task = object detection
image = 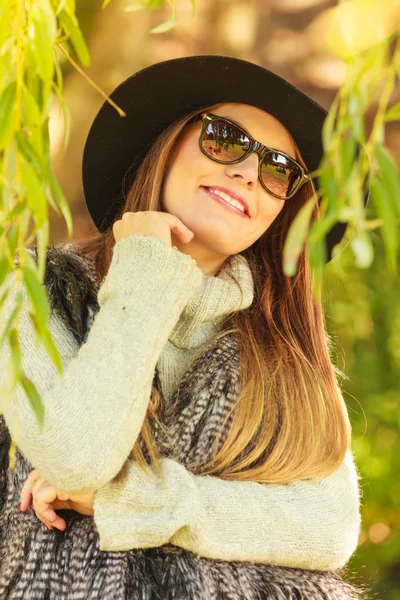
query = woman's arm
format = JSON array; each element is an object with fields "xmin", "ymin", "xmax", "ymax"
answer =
[
  {"xmin": 0, "ymin": 234, "xmax": 203, "ymax": 493},
  {"xmin": 93, "ymin": 450, "xmax": 363, "ymax": 571}
]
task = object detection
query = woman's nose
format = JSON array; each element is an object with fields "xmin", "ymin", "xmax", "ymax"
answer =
[{"xmin": 225, "ymin": 152, "xmax": 259, "ymax": 186}]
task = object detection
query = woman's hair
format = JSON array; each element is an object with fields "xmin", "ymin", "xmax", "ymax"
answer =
[{"xmin": 75, "ymin": 103, "xmax": 352, "ymax": 484}]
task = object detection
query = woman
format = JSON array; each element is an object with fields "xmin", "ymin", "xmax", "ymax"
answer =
[{"xmin": 0, "ymin": 56, "xmax": 370, "ymax": 599}]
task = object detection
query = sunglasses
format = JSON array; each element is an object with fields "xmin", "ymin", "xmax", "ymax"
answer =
[{"xmin": 190, "ymin": 112, "xmax": 310, "ymax": 200}]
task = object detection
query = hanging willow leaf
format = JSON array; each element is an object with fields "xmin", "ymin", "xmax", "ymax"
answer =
[
  {"xmin": 146, "ymin": 0, "xmax": 166, "ymax": 9},
  {"xmin": 339, "ymin": 131, "xmax": 358, "ymax": 182},
  {"xmin": 283, "ymin": 193, "xmax": 317, "ymax": 277},
  {"xmin": 58, "ymin": 9, "xmax": 90, "ymax": 66},
  {"xmin": 0, "ymin": 0, "xmax": 13, "ymax": 56},
  {"xmin": 32, "ymin": 221, "xmax": 49, "ymax": 280},
  {"xmin": 0, "ymin": 81, "xmax": 17, "ymax": 149},
  {"xmin": 31, "ymin": 0, "xmax": 57, "ymax": 84},
  {"xmin": 9, "ymin": 328, "xmax": 22, "ymax": 384},
  {"xmin": 20, "ymin": 159, "xmax": 48, "ymax": 226},
  {"xmin": 322, "ymin": 92, "xmax": 340, "ymax": 153},
  {"xmin": 21, "ymin": 86, "xmax": 44, "ymax": 159},
  {"xmin": 124, "ymin": 3, "xmax": 146, "ymax": 11},
  {"xmin": 28, "ymin": 310, "xmax": 63, "ymax": 375},
  {"xmin": 48, "ymin": 171, "xmax": 73, "ymax": 237},
  {"xmin": 0, "ymin": 292, "xmax": 23, "ymax": 348},
  {"xmin": 7, "ymin": 225, "xmax": 19, "ymax": 259},
  {"xmin": 15, "ymin": 131, "xmax": 45, "ymax": 174},
  {"xmin": 384, "ymin": 101, "xmax": 400, "ymax": 123},
  {"xmin": 374, "ymin": 145, "xmax": 400, "ymax": 218},
  {"xmin": 350, "ymin": 229, "xmax": 374, "ymax": 269},
  {"xmin": 0, "ymin": 257, "xmax": 11, "ymax": 289},
  {"xmin": 150, "ymin": 17, "xmax": 178, "ymax": 33},
  {"xmin": 21, "ymin": 265, "xmax": 49, "ymax": 334},
  {"xmin": 370, "ymin": 174, "xmax": 398, "ymax": 275},
  {"xmin": 20, "ymin": 374, "xmax": 45, "ymax": 431},
  {"xmin": 6, "ymin": 198, "xmax": 28, "ymax": 222}
]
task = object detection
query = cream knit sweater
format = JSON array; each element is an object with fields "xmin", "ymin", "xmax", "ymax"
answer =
[{"xmin": 0, "ymin": 234, "xmax": 362, "ymax": 570}]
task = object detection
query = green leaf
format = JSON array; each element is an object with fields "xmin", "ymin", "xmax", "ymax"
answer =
[
  {"xmin": 318, "ymin": 155, "xmax": 339, "ymax": 210},
  {"xmin": 28, "ymin": 310, "xmax": 63, "ymax": 375},
  {"xmin": 59, "ymin": 9, "xmax": 90, "ymax": 66},
  {"xmin": 384, "ymin": 101, "xmax": 400, "ymax": 123},
  {"xmin": 146, "ymin": 0, "xmax": 165, "ymax": 9},
  {"xmin": 102, "ymin": 0, "xmax": 113, "ymax": 7},
  {"xmin": 190, "ymin": 0, "xmax": 197, "ymax": 20},
  {"xmin": 20, "ymin": 375, "xmax": 45, "ymax": 431},
  {"xmin": 20, "ymin": 159, "xmax": 48, "ymax": 226},
  {"xmin": 0, "ymin": 286, "xmax": 10, "ymax": 314},
  {"xmin": 34, "ymin": 221, "xmax": 50, "ymax": 280},
  {"xmin": 31, "ymin": 0, "xmax": 57, "ymax": 84},
  {"xmin": 21, "ymin": 265, "xmax": 49, "ymax": 334},
  {"xmin": 0, "ymin": 257, "xmax": 11, "ymax": 289},
  {"xmin": 350, "ymin": 228, "xmax": 374, "ymax": 269},
  {"xmin": 5, "ymin": 198, "xmax": 28, "ymax": 223},
  {"xmin": 283, "ymin": 194, "xmax": 316, "ymax": 277},
  {"xmin": 48, "ymin": 170, "xmax": 73, "ymax": 237},
  {"xmin": 0, "ymin": 293, "xmax": 23, "ymax": 348},
  {"xmin": 150, "ymin": 17, "xmax": 178, "ymax": 33},
  {"xmin": 21, "ymin": 86, "xmax": 44, "ymax": 159},
  {"xmin": 54, "ymin": 0, "xmax": 69, "ymax": 15},
  {"xmin": 322, "ymin": 92, "xmax": 340, "ymax": 153},
  {"xmin": 15, "ymin": 130, "xmax": 45, "ymax": 174},
  {"xmin": 374, "ymin": 145, "xmax": 400, "ymax": 218},
  {"xmin": 7, "ymin": 225, "xmax": 19, "ymax": 258},
  {"xmin": 0, "ymin": 81, "xmax": 17, "ymax": 149},
  {"xmin": 51, "ymin": 82, "xmax": 71, "ymax": 152},
  {"xmin": 9, "ymin": 328, "xmax": 22, "ymax": 384},
  {"xmin": 20, "ymin": 246, "xmax": 41, "ymax": 273},
  {"xmin": 370, "ymin": 174, "xmax": 398, "ymax": 275},
  {"xmin": 66, "ymin": 0, "xmax": 76, "ymax": 12},
  {"xmin": 124, "ymin": 2, "xmax": 146, "ymax": 11},
  {"xmin": 339, "ymin": 132, "xmax": 358, "ymax": 182},
  {"xmin": 0, "ymin": 0, "xmax": 13, "ymax": 54}
]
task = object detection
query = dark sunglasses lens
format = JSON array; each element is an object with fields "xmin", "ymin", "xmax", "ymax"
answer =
[
  {"xmin": 261, "ymin": 152, "xmax": 302, "ymax": 198},
  {"xmin": 201, "ymin": 119, "xmax": 250, "ymax": 161}
]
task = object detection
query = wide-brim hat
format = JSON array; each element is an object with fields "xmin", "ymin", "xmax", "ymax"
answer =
[{"xmin": 82, "ymin": 55, "xmax": 370, "ymax": 263}]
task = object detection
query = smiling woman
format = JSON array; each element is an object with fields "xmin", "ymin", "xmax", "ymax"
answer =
[
  {"xmin": 161, "ymin": 103, "xmax": 308, "ymax": 275},
  {"xmin": 0, "ymin": 55, "xmax": 370, "ymax": 600}
]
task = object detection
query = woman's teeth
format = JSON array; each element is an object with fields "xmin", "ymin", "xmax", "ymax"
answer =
[{"xmin": 207, "ymin": 188, "xmax": 246, "ymax": 213}]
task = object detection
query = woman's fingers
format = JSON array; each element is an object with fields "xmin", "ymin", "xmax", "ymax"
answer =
[
  {"xmin": 19, "ymin": 469, "xmax": 42, "ymax": 511},
  {"xmin": 31, "ymin": 479, "xmax": 68, "ymax": 531}
]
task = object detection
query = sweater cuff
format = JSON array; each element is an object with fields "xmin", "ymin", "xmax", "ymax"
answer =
[
  {"xmin": 93, "ymin": 458, "xmax": 201, "ymax": 552},
  {"xmin": 97, "ymin": 234, "xmax": 203, "ymax": 306}
]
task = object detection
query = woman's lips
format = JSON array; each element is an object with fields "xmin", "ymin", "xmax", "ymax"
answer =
[{"xmin": 201, "ymin": 187, "xmax": 250, "ymax": 219}]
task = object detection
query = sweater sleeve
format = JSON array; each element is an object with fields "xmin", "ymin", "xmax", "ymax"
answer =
[
  {"xmin": 93, "ymin": 450, "xmax": 362, "ymax": 571},
  {"xmin": 0, "ymin": 234, "xmax": 204, "ymax": 493}
]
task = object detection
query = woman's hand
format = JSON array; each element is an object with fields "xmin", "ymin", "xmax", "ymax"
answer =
[
  {"xmin": 112, "ymin": 211, "xmax": 194, "ymax": 248},
  {"xmin": 19, "ymin": 469, "xmax": 95, "ymax": 531}
]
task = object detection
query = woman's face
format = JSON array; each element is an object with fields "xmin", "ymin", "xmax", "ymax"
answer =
[{"xmin": 161, "ymin": 102, "xmax": 299, "ymax": 276}]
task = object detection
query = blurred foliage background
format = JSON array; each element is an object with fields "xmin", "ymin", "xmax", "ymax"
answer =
[{"xmin": 34, "ymin": 0, "xmax": 400, "ymax": 597}]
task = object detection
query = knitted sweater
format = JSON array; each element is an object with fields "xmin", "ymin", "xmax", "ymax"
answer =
[{"xmin": 0, "ymin": 234, "xmax": 362, "ymax": 572}]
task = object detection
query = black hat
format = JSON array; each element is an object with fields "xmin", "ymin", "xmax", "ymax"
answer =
[{"xmin": 82, "ymin": 55, "xmax": 370, "ymax": 263}]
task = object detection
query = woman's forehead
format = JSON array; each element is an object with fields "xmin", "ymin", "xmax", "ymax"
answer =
[{"xmin": 206, "ymin": 102, "xmax": 295, "ymax": 156}]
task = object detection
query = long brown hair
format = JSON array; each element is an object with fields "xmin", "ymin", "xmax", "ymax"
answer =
[{"xmin": 76, "ymin": 103, "xmax": 351, "ymax": 484}]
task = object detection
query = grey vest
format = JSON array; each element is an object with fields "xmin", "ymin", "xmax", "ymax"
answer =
[{"xmin": 0, "ymin": 242, "xmax": 370, "ymax": 600}]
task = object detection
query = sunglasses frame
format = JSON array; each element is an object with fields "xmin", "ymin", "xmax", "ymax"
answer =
[{"xmin": 192, "ymin": 112, "xmax": 310, "ymax": 200}]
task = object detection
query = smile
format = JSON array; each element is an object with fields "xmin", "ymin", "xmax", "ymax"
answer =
[{"xmin": 201, "ymin": 187, "xmax": 250, "ymax": 219}]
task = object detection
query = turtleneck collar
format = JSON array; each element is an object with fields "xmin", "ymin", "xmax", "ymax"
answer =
[{"xmin": 169, "ymin": 252, "xmax": 254, "ymax": 349}]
